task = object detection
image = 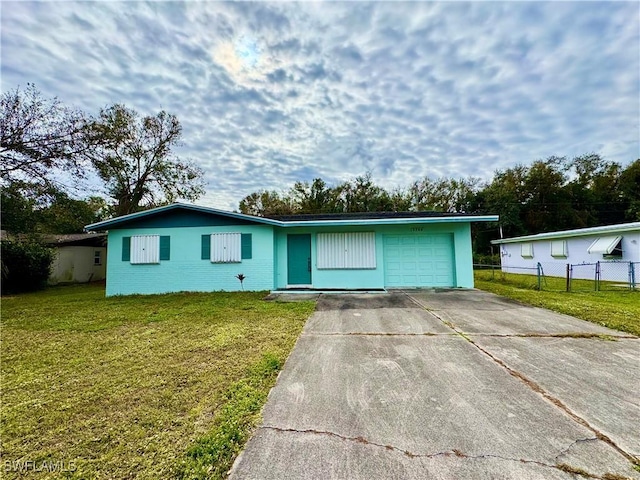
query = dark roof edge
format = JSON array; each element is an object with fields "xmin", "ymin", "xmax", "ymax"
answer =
[{"xmin": 85, "ymin": 203, "xmax": 499, "ymax": 231}]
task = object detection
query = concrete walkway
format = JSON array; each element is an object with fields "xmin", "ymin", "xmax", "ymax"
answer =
[{"xmin": 230, "ymin": 290, "xmax": 640, "ymax": 479}]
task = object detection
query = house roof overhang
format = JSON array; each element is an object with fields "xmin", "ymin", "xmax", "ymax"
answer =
[
  {"xmin": 491, "ymin": 222, "xmax": 640, "ymax": 245},
  {"xmin": 85, "ymin": 202, "xmax": 499, "ymax": 231}
]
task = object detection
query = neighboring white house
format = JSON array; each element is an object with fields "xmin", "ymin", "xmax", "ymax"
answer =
[
  {"xmin": 491, "ymin": 222, "xmax": 640, "ymax": 281},
  {"xmin": 46, "ymin": 233, "xmax": 107, "ymax": 285}
]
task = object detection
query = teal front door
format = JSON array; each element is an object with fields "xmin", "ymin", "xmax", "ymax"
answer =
[{"xmin": 287, "ymin": 234, "xmax": 312, "ymax": 285}]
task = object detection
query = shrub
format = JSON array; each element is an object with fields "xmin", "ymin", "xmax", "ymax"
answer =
[
  {"xmin": 1, "ymin": 240, "xmax": 54, "ymax": 294},
  {"xmin": 473, "ymin": 253, "xmax": 501, "ymax": 266}
]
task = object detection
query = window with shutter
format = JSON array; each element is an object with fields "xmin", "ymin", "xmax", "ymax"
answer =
[
  {"xmin": 317, "ymin": 232, "xmax": 376, "ymax": 269},
  {"xmin": 210, "ymin": 233, "xmax": 242, "ymax": 263},
  {"xmin": 130, "ymin": 235, "xmax": 161, "ymax": 264}
]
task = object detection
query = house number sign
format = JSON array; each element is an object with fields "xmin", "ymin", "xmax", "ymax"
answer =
[{"xmin": 410, "ymin": 227, "xmax": 424, "ymax": 232}]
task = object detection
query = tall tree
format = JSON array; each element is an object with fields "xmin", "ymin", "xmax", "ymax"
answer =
[
  {"xmin": 337, "ymin": 172, "xmax": 394, "ymax": 212},
  {"xmin": 521, "ymin": 157, "xmax": 574, "ymax": 232},
  {"xmin": 476, "ymin": 165, "xmax": 529, "ymax": 237},
  {"xmin": 566, "ymin": 153, "xmax": 626, "ymax": 226},
  {"xmin": 410, "ymin": 176, "xmax": 480, "ymax": 213},
  {"xmin": 0, "ymin": 181, "xmax": 39, "ymax": 233},
  {"xmin": 619, "ymin": 159, "xmax": 640, "ymax": 221},
  {"xmin": 0, "ymin": 183, "xmax": 107, "ymax": 234},
  {"xmin": 289, "ymin": 178, "xmax": 342, "ymax": 213},
  {"xmin": 238, "ymin": 190, "xmax": 295, "ymax": 216},
  {"xmin": 83, "ymin": 104, "xmax": 205, "ymax": 216},
  {"xmin": 0, "ymin": 84, "xmax": 86, "ymax": 190},
  {"xmin": 36, "ymin": 193, "xmax": 107, "ymax": 233}
]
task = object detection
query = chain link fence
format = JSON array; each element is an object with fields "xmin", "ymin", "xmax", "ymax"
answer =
[{"xmin": 474, "ymin": 261, "xmax": 638, "ymax": 292}]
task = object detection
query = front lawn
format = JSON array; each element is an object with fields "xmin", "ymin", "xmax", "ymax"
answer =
[
  {"xmin": 474, "ymin": 270, "xmax": 640, "ymax": 336},
  {"xmin": 1, "ymin": 284, "xmax": 315, "ymax": 479}
]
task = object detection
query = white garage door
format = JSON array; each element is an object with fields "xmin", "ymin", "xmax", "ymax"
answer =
[{"xmin": 383, "ymin": 234, "xmax": 455, "ymax": 287}]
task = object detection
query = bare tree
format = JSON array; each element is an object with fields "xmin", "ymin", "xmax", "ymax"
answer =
[{"xmin": 0, "ymin": 83, "xmax": 87, "ymax": 189}]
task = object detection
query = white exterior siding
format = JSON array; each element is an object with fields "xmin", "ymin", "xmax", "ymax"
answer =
[
  {"xmin": 496, "ymin": 227, "xmax": 640, "ymax": 281},
  {"xmin": 49, "ymin": 246, "xmax": 107, "ymax": 284}
]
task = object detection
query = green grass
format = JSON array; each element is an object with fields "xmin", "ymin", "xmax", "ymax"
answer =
[
  {"xmin": 1, "ymin": 283, "xmax": 315, "ymax": 479},
  {"xmin": 474, "ymin": 270, "xmax": 640, "ymax": 336}
]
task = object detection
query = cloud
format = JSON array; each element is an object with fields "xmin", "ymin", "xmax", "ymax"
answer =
[{"xmin": 2, "ymin": 1, "xmax": 638, "ymax": 210}]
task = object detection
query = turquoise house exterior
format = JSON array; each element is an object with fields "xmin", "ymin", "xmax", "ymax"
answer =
[{"xmin": 85, "ymin": 203, "xmax": 498, "ymax": 296}]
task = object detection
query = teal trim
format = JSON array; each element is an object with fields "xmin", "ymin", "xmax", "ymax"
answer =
[
  {"xmin": 122, "ymin": 237, "xmax": 131, "ymax": 261},
  {"xmin": 86, "ymin": 203, "xmax": 280, "ymax": 231},
  {"xmin": 201, "ymin": 234, "xmax": 210, "ymax": 260},
  {"xmin": 287, "ymin": 234, "xmax": 311, "ymax": 285},
  {"xmin": 241, "ymin": 233, "xmax": 252, "ymax": 259},
  {"xmin": 159, "ymin": 236, "xmax": 170, "ymax": 260},
  {"xmin": 278, "ymin": 215, "xmax": 498, "ymax": 227}
]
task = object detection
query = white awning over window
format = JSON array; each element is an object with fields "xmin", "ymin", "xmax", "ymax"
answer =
[{"xmin": 587, "ymin": 236, "xmax": 622, "ymax": 254}]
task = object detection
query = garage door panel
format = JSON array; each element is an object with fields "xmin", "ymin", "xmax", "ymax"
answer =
[{"xmin": 384, "ymin": 234, "xmax": 455, "ymax": 287}]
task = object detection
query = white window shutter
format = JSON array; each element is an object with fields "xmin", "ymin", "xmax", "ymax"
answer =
[
  {"xmin": 211, "ymin": 233, "xmax": 241, "ymax": 263},
  {"xmin": 317, "ymin": 232, "xmax": 376, "ymax": 269},
  {"xmin": 344, "ymin": 232, "xmax": 376, "ymax": 269},
  {"xmin": 131, "ymin": 235, "xmax": 160, "ymax": 264},
  {"xmin": 317, "ymin": 233, "xmax": 345, "ymax": 269},
  {"xmin": 550, "ymin": 240, "xmax": 567, "ymax": 258}
]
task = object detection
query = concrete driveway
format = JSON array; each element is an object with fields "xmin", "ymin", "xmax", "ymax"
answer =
[{"xmin": 230, "ymin": 290, "xmax": 640, "ymax": 479}]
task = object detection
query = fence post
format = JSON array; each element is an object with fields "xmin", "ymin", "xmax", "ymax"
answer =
[
  {"xmin": 566, "ymin": 263, "xmax": 570, "ymax": 292},
  {"xmin": 537, "ymin": 262, "xmax": 542, "ymax": 291},
  {"xmin": 595, "ymin": 261, "xmax": 600, "ymax": 292},
  {"xmin": 630, "ymin": 262, "xmax": 636, "ymax": 290}
]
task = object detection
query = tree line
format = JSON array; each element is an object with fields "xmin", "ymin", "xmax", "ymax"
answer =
[{"xmin": 239, "ymin": 157, "xmax": 640, "ymax": 254}]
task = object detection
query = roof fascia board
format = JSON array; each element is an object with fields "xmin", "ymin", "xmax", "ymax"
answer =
[
  {"xmin": 278, "ymin": 215, "xmax": 499, "ymax": 227},
  {"xmin": 85, "ymin": 203, "xmax": 281, "ymax": 230},
  {"xmin": 86, "ymin": 203, "xmax": 498, "ymax": 231},
  {"xmin": 491, "ymin": 222, "xmax": 640, "ymax": 245}
]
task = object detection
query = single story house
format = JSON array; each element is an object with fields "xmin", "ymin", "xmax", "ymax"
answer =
[
  {"xmin": 46, "ymin": 233, "xmax": 108, "ymax": 285},
  {"xmin": 491, "ymin": 222, "xmax": 640, "ymax": 281},
  {"xmin": 1, "ymin": 230, "xmax": 107, "ymax": 285},
  {"xmin": 85, "ymin": 203, "xmax": 498, "ymax": 296}
]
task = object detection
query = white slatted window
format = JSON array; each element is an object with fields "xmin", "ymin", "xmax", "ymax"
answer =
[
  {"xmin": 211, "ymin": 233, "xmax": 241, "ymax": 263},
  {"xmin": 317, "ymin": 232, "xmax": 376, "ymax": 269},
  {"xmin": 131, "ymin": 235, "xmax": 160, "ymax": 264},
  {"xmin": 550, "ymin": 240, "xmax": 567, "ymax": 258},
  {"xmin": 317, "ymin": 233, "xmax": 346, "ymax": 269},
  {"xmin": 521, "ymin": 243, "xmax": 533, "ymax": 258}
]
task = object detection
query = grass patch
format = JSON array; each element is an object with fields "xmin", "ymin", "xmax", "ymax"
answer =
[
  {"xmin": 1, "ymin": 283, "xmax": 315, "ymax": 479},
  {"xmin": 176, "ymin": 353, "xmax": 281, "ymax": 479},
  {"xmin": 475, "ymin": 270, "xmax": 640, "ymax": 336}
]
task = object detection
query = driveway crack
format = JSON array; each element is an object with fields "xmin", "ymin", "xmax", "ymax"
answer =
[
  {"xmin": 401, "ymin": 290, "xmax": 640, "ymax": 468},
  {"xmin": 554, "ymin": 436, "xmax": 599, "ymax": 462},
  {"xmin": 260, "ymin": 425, "xmax": 626, "ymax": 479}
]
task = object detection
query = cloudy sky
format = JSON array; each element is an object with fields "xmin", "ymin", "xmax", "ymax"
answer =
[{"xmin": 2, "ymin": 1, "xmax": 639, "ymax": 210}]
